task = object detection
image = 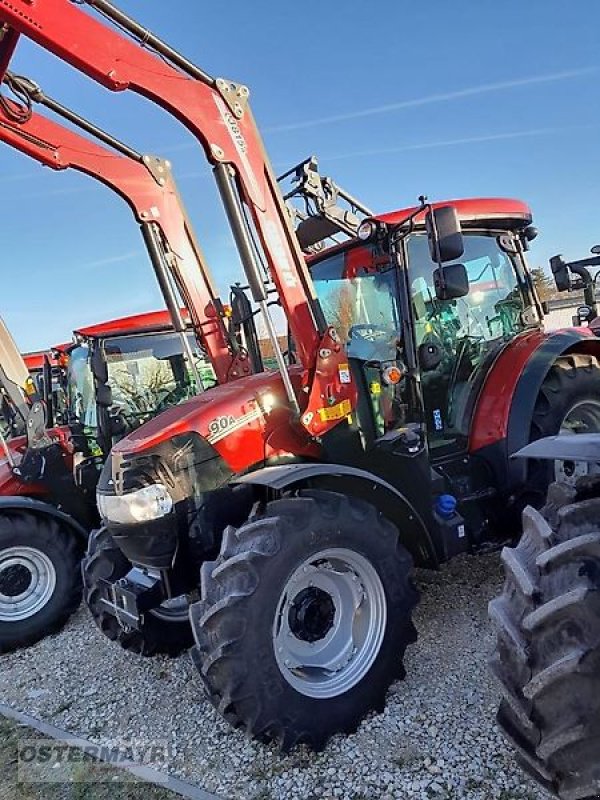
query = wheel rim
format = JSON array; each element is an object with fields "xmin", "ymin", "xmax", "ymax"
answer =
[
  {"xmin": 272, "ymin": 547, "xmax": 386, "ymax": 699},
  {"xmin": 556, "ymin": 399, "xmax": 600, "ymax": 483},
  {"xmin": 150, "ymin": 595, "xmax": 189, "ymax": 622},
  {"xmin": 0, "ymin": 547, "xmax": 56, "ymax": 622}
]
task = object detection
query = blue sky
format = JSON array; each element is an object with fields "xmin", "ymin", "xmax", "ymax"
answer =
[{"xmin": 1, "ymin": 0, "xmax": 599, "ymax": 351}]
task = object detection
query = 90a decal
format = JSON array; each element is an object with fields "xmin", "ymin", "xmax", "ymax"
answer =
[{"xmin": 208, "ymin": 415, "xmax": 235, "ymax": 438}]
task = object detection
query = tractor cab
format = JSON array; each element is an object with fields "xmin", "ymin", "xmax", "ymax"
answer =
[
  {"xmin": 65, "ymin": 309, "xmax": 216, "ymax": 457},
  {"xmin": 309, "ymin": 199, "xmax": 541, "ymax": 459}
]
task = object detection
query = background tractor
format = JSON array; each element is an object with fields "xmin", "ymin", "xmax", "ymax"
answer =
[
  {"xmin": 3, "ymin": 0, "xmax": 600, "ymax": 752},
  {"xmin": 0, "ymin": 308, "xmax": 214, "ymax": 653}
]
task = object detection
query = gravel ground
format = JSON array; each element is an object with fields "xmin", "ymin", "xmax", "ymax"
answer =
[{"xmin": 0, "ymin": 552, "xmax": 550, "ymax": 800}]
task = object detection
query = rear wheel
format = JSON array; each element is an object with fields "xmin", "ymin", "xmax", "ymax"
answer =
[
  {"xmin": 0, "ymin": 512, "xmax": 82, "ymax": 653},
  {"xmin": 82, "ymin": 527, "xmax": 192, "ymax": 657},
  {"xmin": 531, "ymin": 354, "xmax": 600, "ymax": 485},
  {"xmin": 490, "ymin": 483, "xmax": 600, "ymax": 798},
  {"xmin": 190, "ymin": 489, "xmax": 419, "ymax": 751}
]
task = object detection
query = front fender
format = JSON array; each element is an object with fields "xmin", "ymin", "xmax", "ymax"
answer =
[
  {"xmin": 0, "ymin": 496, "xmax": 89, "ymax": 542},
  {"xmin": 234, "ymin": 463, "xmax": 438, "ymax": 567}
]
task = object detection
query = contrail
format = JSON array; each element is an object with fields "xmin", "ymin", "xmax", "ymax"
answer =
[
  {"xmin": 264, "ymin": 67, "xmax": 598, "ymax": 133},
  {"xmin": 79, "ymin": 251, "xmax": 141, "ymax": 270},
  {"xmin": 320, "ymin": 123, "xmax": 599, "ymax": 162}
]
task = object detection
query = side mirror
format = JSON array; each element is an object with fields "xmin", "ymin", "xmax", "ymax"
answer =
[
  {"xmin": 425, "ymin": 205, "xmax": 464, "ymax": 264},
  {"xmin": 418, "ymin": 342, "xmax": 442, "ymax": 372},
  {"xmin": 433, "ymin": 263, "xmax": 469, "ymax": 301},
  {"xmin": 549, "ymin": 254, "xmax": 571, "ymax": 292},
  {"xmin": 591, "ymin": 244, "xmax": 600, "ymax": 255}
]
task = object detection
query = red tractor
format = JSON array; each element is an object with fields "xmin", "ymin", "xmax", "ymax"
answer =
[
  {"xmin": 0, "ymin": 307, "xmax": 218, "ymax": 653},
  {"xmin": 3, "ymin": 0, "xmax": 600, "ymax": 751},
  {"xmin": 0, "ymin": 75, "xmax": 256, "ymax": 653}
]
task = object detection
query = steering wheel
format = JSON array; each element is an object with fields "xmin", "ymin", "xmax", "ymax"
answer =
[
  {"xmin": 349, "ymin": 324, "xmax": 394, "ymax": 341},
  {"xmin": 155, "ymin": 385, "xmax": 192, "ymax": 413},
  {"xmin": 348, "ymin": 324, "xmax": 398, "ymax": 362}
]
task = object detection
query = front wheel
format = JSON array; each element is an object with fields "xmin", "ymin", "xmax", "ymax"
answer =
[
  {"xmin": 82, "ymin": 527, "xmax": 192, "ymax": 657},
  {"xmin": 0, "ymin": 512, "xmax": 82, "ymax": 653},
  {"xmin": 190, "ymin": 489, "xmax": 419, "ymax": 751}
]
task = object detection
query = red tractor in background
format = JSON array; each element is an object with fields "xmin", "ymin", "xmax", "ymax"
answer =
[
  {"xmin": 0, "ymin": 73, "xmax": 262, "ymax": 653},
  {"xmin": 0, "ymin": 307, "xmax": 217, "ymax": 653},
  {"xmin": 3, "ymin": 0, "xmax": 600, "ymax": 751}
]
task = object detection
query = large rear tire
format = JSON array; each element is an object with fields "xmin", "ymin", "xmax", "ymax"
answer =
[
  {"xmin": 531, "ymin": 354, "xmax": 600, "ymax": 485},
  {"xmin": 0, "ymin": 512, "xmax": 82, "ymax": 653},
  {"xmin": 490, "ymin": 482, "xmax": 600, "ymax": 799},
  {"xmin": 190, "ymin": 489, "xmax": 419, "ymax": 751},
  {"xmin": 82, "ymin": 527, "xmax": 192, "ymax": 657}
]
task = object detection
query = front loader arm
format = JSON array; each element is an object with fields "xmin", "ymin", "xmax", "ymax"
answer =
[
  {"xmin": 0, "ymin": 0, "xmax": 323, "ymax": 370},
  {"xmin": 0, "ymin": 0, "xmax": 357, "ymax": 435},
  {"xmin": 0, "ymin": 88, "xmax": 245, "ymax": 384}
]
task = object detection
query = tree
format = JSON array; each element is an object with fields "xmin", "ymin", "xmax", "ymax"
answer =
[{"xmin": 530, "ymin": 266, "xmax": 556, "ymax": 301}]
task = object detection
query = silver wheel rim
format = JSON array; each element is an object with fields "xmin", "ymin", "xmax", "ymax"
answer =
[
  {"xmin": 556, "ymin": 399, "xmax": 600, "ymax": 483},
  {"xmin": 150, "ymin": 595, "xmax": 189, "ymax": 622},
  {"xmin": 0, "ymin": 546, "xmax": 56, "ymax": 622},
  {"xmin": 272, "ymin": 547, "xmax": 386, "ymax": 699}
]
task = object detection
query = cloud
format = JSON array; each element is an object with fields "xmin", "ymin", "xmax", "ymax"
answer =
[
  {"xmin": 264, "ymin": 67, "xmax": 598, "ymax": 133},
  {"xmin": 321, "ymin": 123, "xmax": 600, "ymax": 162}
]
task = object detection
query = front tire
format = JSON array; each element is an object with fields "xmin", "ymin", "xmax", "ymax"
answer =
[
  {"xmin": 82, "ymin": 527, "xmax": 192, "ymax": 657},
  {"xmin": 0, "ymin": 512, "xmax": 82, "ymax": 653},
  {"xmin": 190, "ymin": 490, "xmax": 419, "ymax": 751},
  {"xmin": 489, "ymin": 483, "xmax": 600, "ymax": 798}
]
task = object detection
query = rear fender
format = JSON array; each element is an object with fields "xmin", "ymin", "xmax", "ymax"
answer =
[
  {"xmin": 506, "ymin": 331, "xmax": 600, "ymax": 487},
  {"xmin": 0, "ymin": 496, "xmax": 88, "ymax": 543},
  {"xmin": 470, "ymin": 329, "xmax": 600, "ymax": 490},
  {"xmin": 234, "ymin": 463, "xmax": 438, "ymax": 567}
]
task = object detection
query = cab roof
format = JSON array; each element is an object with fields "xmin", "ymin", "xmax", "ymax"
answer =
[
  {"xmin": 376, "ymin": 197, "xmax": 533, "ymax": 229},
  {"xmin": 23, "ymin": 351, "xmax": 46, "ymax": 371},
  {"xmin": 72, "ymin": 308, "xmax": 190, "ymax": 340}
]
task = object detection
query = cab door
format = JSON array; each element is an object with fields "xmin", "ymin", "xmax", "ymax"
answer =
[{"xmin": 405, "ymin": 230, "xmax": 535, "ymax": 458}]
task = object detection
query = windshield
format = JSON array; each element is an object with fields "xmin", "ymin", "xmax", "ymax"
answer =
[
  {"xmin": 408, "ymin": 233, "xmax": 531, "ymax": 348},
  {"xmin": 311, "ymin": 246, "xmax": 401, "ymax": 362},
  {"xmin": 407, "ymin": 231, "xmax": 535, "ymax": 448},
  {"xmin": 67, "ymin": 331, "xmax": 215, "ymax": 433}
]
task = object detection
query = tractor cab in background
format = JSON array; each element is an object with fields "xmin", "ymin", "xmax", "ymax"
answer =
[{"xmin": 64, "ymin": 309, "xmax": 216, "ymax": 458}]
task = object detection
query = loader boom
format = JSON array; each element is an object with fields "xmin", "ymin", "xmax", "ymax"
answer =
[
  {"xmin": 0, "ymin": 0, "xmax": 325, "ymax": 374},
  {"xmin": 0, "ymin": 77, "xmax": 250, "ymax": 384}
]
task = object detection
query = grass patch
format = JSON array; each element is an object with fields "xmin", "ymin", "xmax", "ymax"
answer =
[{"xmin": 0, "ymin": 715, "xmax": 185, "ymax": 800}]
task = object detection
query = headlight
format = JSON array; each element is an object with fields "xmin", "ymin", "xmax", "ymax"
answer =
[{"xmin": 97, "ymin": 484, "xmax": 173, "ymax": 525}]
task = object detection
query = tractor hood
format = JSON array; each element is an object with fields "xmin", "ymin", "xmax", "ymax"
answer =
[{"xmin": 109, "ymin": 367, "xmax": 318, "ymax": 475}]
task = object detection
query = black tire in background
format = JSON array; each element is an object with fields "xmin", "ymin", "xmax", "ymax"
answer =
[
  {"xmin": 0, "ymin": 512, "xmax": 82, "ymax": 653},
  {"xmin": 82, "ymin": 527, "xmax": 193, "ymax": 657},
  {"xmin": 190, "ymin": 489, "xmax": 419, "ymax": 751},
  {"xmin": 490, "ymin": 481, "xmax": 600, "ymax": 799}
]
